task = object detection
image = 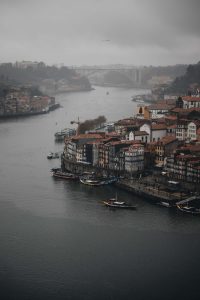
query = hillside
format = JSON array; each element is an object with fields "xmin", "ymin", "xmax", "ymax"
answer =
[
  {"xmin": 166, "ymin": 62, "xmax": 200, "ymax": 94},
  {"xmin": 0, "ymin": 63, "xmax": 91, "ymax": 94},
  {"xmin": 141, "ymin": 64, "xmax": 187, "ymax": 87}
]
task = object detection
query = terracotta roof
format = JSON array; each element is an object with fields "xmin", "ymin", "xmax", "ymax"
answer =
[
  {"xmin": 171, "ymin": 107, "xmax": 200, "ymax": 113},
  {"xmin": 72, "ymin": 134, "xmax": 103, "ymax": 141},
  {"xmin": 148, "ymin": 103, "xmax": 172, "ymax": 110},
  {"xmin": 182, "ymin": 96, "xmax": 200, "ymax": 102},
  {"xmin": 157, "ymin": 99, "xmax": 176, "ymax": 105},
  {"xmin": 165, "ymin": 115, "xmax": 177, "ymax": 120},
  {"xmin": 157, "ymin": 136, "xmax": 178, "ymax": 145},
  {"xmin": 134, "ymin": 131, "xmax": 149, "ymax": 136},
  {"xmin": 153, "ymin": 117, "xmax": 166, "ymax": 123},
  {"xmin": 114, "ymin": 118, "xmax": 136, "ymax": 126},
  {"xmin": 106, "ymin": 132, "xmax": 121, "ymax": 137},
  {"xmin": 152, "ymin": 124, "xmax": 167, "ymax": 130}
]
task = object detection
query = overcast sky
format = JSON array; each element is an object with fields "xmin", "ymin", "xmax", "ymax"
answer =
[{"xmin": 0, "ymin": 0, "xmax": 200, "ymax": 66}]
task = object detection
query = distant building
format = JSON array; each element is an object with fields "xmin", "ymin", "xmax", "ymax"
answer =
[
  {"xmin": 182, "ymin": 96, "xmax": 200, "ymax": 109},
  {"xmin": 147, "ymin": 103, "xmax": 174, "ymax": 119},
  {"xmin": 15, "ymin": 61, "xmax": 45, "ymax": 69}
]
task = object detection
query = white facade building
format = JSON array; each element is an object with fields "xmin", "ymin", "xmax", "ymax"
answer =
[
  {"xmin": 187, "ymin": 121, "xmax": 198, "ymax": 141},
  {"xmin": 124, "ymin": 144, "xmax": 144, "ymax": 173}
]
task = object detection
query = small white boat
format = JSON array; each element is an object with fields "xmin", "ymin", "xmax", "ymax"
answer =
[{"xmin": 158, "ymin": 201, "xmax": 172, "ymax": 208}]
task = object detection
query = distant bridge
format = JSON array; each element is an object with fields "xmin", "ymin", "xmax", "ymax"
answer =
[{"xmin": 68, "ymin": 66, "xmax": 142, "ymax": 86}]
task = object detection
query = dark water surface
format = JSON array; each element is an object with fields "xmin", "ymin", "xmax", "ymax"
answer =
[{"xmin": 0, "ymin": 86, "xmax": 200, "ymax": 300}]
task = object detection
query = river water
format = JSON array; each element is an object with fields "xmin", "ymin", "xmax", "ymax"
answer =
[{"xmin": 0, "ymin": 86, "xmax": 200, "ymax": 300}]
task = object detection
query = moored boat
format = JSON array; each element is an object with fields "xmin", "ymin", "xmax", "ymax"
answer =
[
  {"xmin": 103, "ymin": 198, "xmax": 137, "ymax": 209},
  {"xmin": 80, "ymin": 175, "xmax": 117, "ymax": 186},
  {"xmin": 51, "ymin": 168, "xmax": 79, "ymax": 180},
  {"xmin": 177, "ymin": 204, "xmax": 200, "ymax": 215},
  {"xmin": 103, "ymin": 193, "xmax": 137, "ymax": 209},
  {"xmin": 54, "ymin": 128, "xmax": 76, "ymax": 141},
  {"xmin": 80, "ymin": 177, "xmax": 106, "ymax": 186}
]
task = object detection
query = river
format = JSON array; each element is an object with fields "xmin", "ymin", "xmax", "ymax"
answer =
[{"xmin": 0, "ymin": 86, "xmax": 200, "ymax": 300}]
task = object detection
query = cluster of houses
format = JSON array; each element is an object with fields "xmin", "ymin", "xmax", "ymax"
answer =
[
  {"xmin": 0, "ymin": 87, "xmax": 56, "ymax": 116},
  {"xmin": 63, "ymin": 90, "xmax": 200, "ymax": 182}
]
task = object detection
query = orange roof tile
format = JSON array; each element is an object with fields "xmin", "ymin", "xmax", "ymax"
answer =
[
  {"xmin": 182, "ymin": 96, "xmax": 200, "ymax": 102},
  {"xmin": 148, "ymin": 103, "xmax": 172, "ymax": 110},
  {"xmin": 134, "ymin": 131, "xmax": 149, "ymax": 136},
  {"xmin": 152, "ymin": 124, "xmax": 167, "ymax": 130},
  {"xmin": 72, "ymin": 133, "xmax": 103, "ymax": 140}
]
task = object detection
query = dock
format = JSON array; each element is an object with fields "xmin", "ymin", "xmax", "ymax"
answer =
[{"xmin": 116, "ymin": 179, "xmax": 186, "ymax": 205}]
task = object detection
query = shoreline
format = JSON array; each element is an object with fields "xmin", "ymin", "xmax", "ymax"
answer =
[
  {"xmin": 0, "ymin": 103, "xmax": 60, "ymax": 119},
  {"xmin": 62, "ymin": 157, "xmax": 192, "ymax": 205}
]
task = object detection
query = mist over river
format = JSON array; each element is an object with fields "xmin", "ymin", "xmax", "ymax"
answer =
[{"xmin": 1, "ymin": 86, "xmax": 200, "ymax": 300}]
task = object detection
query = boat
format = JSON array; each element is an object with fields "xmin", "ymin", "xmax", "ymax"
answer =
[
  {"xmin": 132, "ymin": 95, "xmax": 144, "ymax": 103},
  {"xmin": 103, "ymin": 197, "xmax": 137, "ymax": 209},
  {"xmin": 47, "ymin": 152, "xmax": 59, "ymax": 159},
  {"xmin": 80, "ymin": 175, "xmax": 117, "ymax": 186},
  {"xmin": 157, "ymin": 201, "xmax": 172, "ymax": 208},
  {"xmin": 54, "ymin": 128, "xmax": 76, "ymax": 141},
  {"xmin": 177, "ymin": 204, "xmax": 200, "ymax": 215},
  {"xmin": 80, "ymin": 177, "xmax": 106, "ymax": 186},
  {"xmin": 51, "ymin": 168, "xmax": 79, "ymax": 180},
  {"xmin": 131, "ymin": 94, "xmax": 155, "ymax": 104}
]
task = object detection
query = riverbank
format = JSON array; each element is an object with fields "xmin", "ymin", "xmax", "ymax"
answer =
[
  {"xmin": 62, "ymin": 157, "xmax": 191, "ymax": 205},
  {"xmin": 116, "ymin": 179, "xmax": 185, "ymax": 205},
  {"xmin": 0, "ymin": 103, "xmax": 60, "ymax": 118}
]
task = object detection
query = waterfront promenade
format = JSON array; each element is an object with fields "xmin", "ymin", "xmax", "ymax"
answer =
[
  {"xmin": 116, "ymin": 178, "xmax": 187, "ymax": 205},
  {"xmin": 63, "ymin": 156, "xmax": 191, "ymax": 205}
]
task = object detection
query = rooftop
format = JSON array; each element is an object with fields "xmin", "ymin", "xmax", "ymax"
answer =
[
  {"xmin": 182, "ymin": 96, "xmax": 200, "ymax": 102},
  {"xmin": 152, "ymin": 124, "xmax": 167, "ymax": 130},
  {"xmin": 148, "ymin": 103, "xmax": 172, "ymax": 110},
  {"xmin": 157, "ymin": 136, "xmax": 178, "ymax": 145}
]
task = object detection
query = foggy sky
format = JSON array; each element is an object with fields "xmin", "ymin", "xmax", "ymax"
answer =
[{"xmin": 0, "ymin": 0, "xmax": 200, "ymax": 66}]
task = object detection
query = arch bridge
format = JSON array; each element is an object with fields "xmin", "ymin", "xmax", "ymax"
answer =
[{"xmin": 68, "ymin": 66, "xmax": 142, "ymax": 86}]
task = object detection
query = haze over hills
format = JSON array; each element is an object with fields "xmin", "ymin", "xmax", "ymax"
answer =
[
  {"xmin": 0, "ymin": 62, "xmax": 91, "ymax": 95},
  {"xmin": 73, "ymin": 63, "xmax": 188, "ymax": 89},
  {"xmin": 166, "ymin": 61, "xmax": 200, "ymax": 94},
  {"xmin": 0, "ymin": 60, "xmax": 200, "ymax": 95}
]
